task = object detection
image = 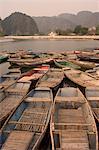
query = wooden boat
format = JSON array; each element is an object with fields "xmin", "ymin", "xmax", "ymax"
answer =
[
  {"xmin": 0, "ymin": 62, "xmax": 10, "ymax": 76},
  {"xmin": 37, "ymin": 68, "xmax": 64, "ymax": 89},
  {"xmin": 77, "ymin": 53, "xmax": 99, "ymax": 63},
  {"xmin": 54, "ymin": 59, "xmax": 80, "ymax": 69},
  {"xmin": 86, "ymin": 87, "xmax": 99, "ymax": 123},
  {"xmin": 8, "ymin": 57, "xmax": 53, "ymax": 67},
  {"xmin": 69, "ymin": 59, "xmax": 96, "ymax": 70},
  {"xmin": 0, "ymin": 68, "xmax": 21, "ymax": 90},
  {"xmin": 50, "ymin": 87, "xmax": 98, "ymax": 150},
  {"xmin": 86, "ymin": 69, "xmax": 99, "ymax": 79},
  {"xmin": 18, "ymin": 65, "xmax": 49, "ymax": 83},
  {"xmin": 64, "ymin": 69, "xmax": 99, "ymax": 87},
  {"xmin": 0, "ymin": 87, "xmax": 53, "ymax": 150},
  {"xmin": 0, "ymin": 54, "xmax": 9, "ymax": 64},
  {"xmin": 0, "ymin": 81, "xmax": 31, "ymax": 128}
]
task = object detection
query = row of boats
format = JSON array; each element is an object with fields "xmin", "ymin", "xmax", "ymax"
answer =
[
  {"xmin": 0, "ymin": 63, "xmax": 99, "ymax": 149},
  {"xmin": 0, "ymin": 49, "xmax": 99, "ymax": 149}
]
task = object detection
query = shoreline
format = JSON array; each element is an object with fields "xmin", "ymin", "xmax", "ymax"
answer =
[{"xmin": 0, "ymin": 35, "xmax": 99, "ymax": 41}]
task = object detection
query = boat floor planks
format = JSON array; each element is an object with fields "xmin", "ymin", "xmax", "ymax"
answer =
[
  {"xmin": 59, "ymin": 131, "xmax": 89, "ymax": 150},
  {"xmin": 50, "ymin": 87, "xmax": 98, "ymax": 150}
]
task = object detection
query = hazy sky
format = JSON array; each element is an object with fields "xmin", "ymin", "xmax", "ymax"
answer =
[{"xmin": 0, "ymin": 0, "xmax": 99, "ymax": 19}]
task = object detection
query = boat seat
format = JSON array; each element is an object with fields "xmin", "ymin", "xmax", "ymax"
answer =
[
  {"xmin": 25, "ymin": 97, "xmax": 51, "ymax": 102},
  {"xmin": 6, "ymin": 89, "xmax": 27, "ymax": 95},
  {"xmin": 1, "ymin": 131, "xmax": 34, "ymax": 150},
  {"xmin": 87, "ymin": 97, "xmax": 99, "ymax": 101},
  {"xmin": 56, "ymin": 96, "xmax": 84, "ymax": 103}
]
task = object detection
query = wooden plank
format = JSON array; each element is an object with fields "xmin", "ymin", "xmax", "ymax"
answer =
[
  {"xmin": 2, "ymin": 131, "xmax": 34, "ymax": 150},
  {"xmin": 87, "ymin": 97, "xmax": 99, "ymax": 101},
  {"xmin": 8, "ymin": 121, "xmax": 45, "ymax": 126},
  {"xmin": 55, "ymin": 123, "xmax": 92, "ymax": 126},
  {"xmin": 61, "ymin": 131, "xmax": 89, "ymax": 149},
  {"xmin": 25, "ymin": 97, "xmax": 51, "ymax": 102},
  {"xmin": 56, "ymin": 96, "xmax": 84, "ymax": 103}
]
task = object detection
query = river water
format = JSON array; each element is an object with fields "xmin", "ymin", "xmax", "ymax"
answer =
[{"xmin": 0, "ymin": 39, "xmax": 99, "ymax": 52}]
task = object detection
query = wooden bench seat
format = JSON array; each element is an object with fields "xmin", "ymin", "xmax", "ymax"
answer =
[
  {"xmin": 56, "ymin": 96, "xmax": 84, "ymax": 103},
  {"xmin": 2, "ymin": 131, "xmax": 34, "ymax": 150}
]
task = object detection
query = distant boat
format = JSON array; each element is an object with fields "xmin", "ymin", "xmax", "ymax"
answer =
[
  {"xmin": 78, "ymin": 53, "xmax": 99, "ymax": 63},
  {"xmin": 18, "ymin": 65, "xmax": 49, "ymax": 83},
  {"xmin": 86, "ymin": 69, "xmax": 99, "ymax": 79},
  {"xmin": 8, "ymin": 57, "xmax": 53, "ymax": 68},
  {"xmin": 69, "ymin": 59, "xmax": 96, "ymax": 70},
  {"xmin": 50, "ymin": 87, "xmax": 98, "ymax": 150},
  {"xmin": 54, "ymin": 59, "xmax": 81, "ymax": 69},
  {"xmin": 0, "ymin": 87, "xmax": 53, "ymax": 150},
  {"xmin": 0, "ymin": 54, "xmax": 9, "ymax": 64}
]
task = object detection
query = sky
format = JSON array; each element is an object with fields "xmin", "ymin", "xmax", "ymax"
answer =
[{"xmin": 0, "ymin": 0, "xmax": 99, "ymax": 19}]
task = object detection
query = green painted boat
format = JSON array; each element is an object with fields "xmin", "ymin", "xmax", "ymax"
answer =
[
  {"xmin": 54, "ymin": 60, "xmax": 81, "ymax": 69},
  {"xmin": 0, "ymin": 55, "xmax": 8, "ymax": 64}
]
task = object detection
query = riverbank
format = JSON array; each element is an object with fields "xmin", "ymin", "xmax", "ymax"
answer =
[{"xmin": 1, "ymin": 35, "xmax": 99, "ymax": 41}]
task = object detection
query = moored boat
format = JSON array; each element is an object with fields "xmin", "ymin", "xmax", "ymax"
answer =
[
  {"xmin": 86, "ymin": 69, "xmax": 99, "ymax": 79},
  {"xmin": 18, "ymin": 65, "xmax": 49, "ymax": 83},
  {"xmin": 0, "ymin": 87, "xmax": 53, "ymax": 150},
  {"xmin": 37, "ymin": 68, "xmax": 64, "ymax": 89},
  {"xmin": 0, "ymin": 81, "xmax": 31, "ymax": 128},
  {"xmin": 0, "ymin": 68, "xmax": 21, "ymax": 90},
  {"xmin": 50, "ymin": 87, "xmax": 98, "ymax": 150},
  {"xmin": 64, "ymin": 69, "xmax": 99, "ymax": 87},
  {"xmin": 54, "ymin": 59, "xmax": 80, "ymax": 69},
  {"xmin": 86, "ymin": 87, "xmax": 99, "ymax": 123},
  {"xmin": 77, "ymin": 53, "xmax": 99, "ymax": 63},
  {"xmin": 8, "ymin": 57, "xmax": 53, "ymax": 68},
  {"xmin": 0, "ymin": 54, "xmax": 9, "ymax": 64},
  {"xmin": 69, "ymin": 59, "xmax": 96, "ymax": 70}
]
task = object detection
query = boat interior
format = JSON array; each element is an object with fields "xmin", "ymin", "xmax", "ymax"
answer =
[{"xmin": 51, "ymin": 87, "xmax": 97, "ymax": 150}]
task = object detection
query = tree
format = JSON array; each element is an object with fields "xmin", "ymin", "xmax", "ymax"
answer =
[
  {"xmin": 74, "ymin": 25, "xmax": 82, "ymax": 35},
  {"xmin": 96, "ymin": 25, "xmax": 99, "ymax": 35},
  {"xmin": 80, "ymin": 27, "xmax": 88, "ymax": 35},
  {"xmin": 55, "ymin": 28, "xmax": 73, "ymax": 35},
  {"xmin": 74, "ymin": 25, "xmax": 88, "ymax": 35}
]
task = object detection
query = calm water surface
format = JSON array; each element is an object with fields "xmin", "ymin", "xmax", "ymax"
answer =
[{"xmin": 0, "ymin": 39, "xmax": 99, "ymax": 52}]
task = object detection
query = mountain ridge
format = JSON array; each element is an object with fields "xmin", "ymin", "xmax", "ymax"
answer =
[{"xmin": 33, "ymin": 11, "xmax": 99, "ymax": 34}]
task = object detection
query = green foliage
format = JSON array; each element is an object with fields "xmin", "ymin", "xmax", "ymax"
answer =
[
  {"xmin": 74, "ymin": 25, "xmax": 82, "ymax": 34},
  {"xmin": 0, "ymin": 32, "xmax": 4, "ymax": 36},
  {"xmin": 55, "ymin": 29, "xmax": 73, "ymax": 35},
  {"xmin": 96, "ymin": 25, "xmax": 99, "ymax": 35},
  {"xmin": 74, "ymin": 25, "xmax": 88, "ymax": 35}
]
